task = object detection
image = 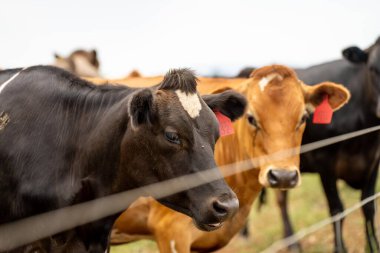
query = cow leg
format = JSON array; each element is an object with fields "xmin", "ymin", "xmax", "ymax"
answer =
[
  {"xmin": 155, "ymin": 233, "xmax": 191, "ymax": 253},
  {"xmin": 319, "ymin": 173, "xmax": 347, "ymax": 253},
  {"xmin": 275, "ymin": 190, "xmax": 302, "ymax": 252},
  {"xmin": 239, "ymin": 189, "xmax": 268, "ymax": 238},
  {"xmin": 361, "ymin": 167, "xmax": 379, "ymax": 253},
  {"xmin": 240, "ymin": 223, "xmax": 250, "ymax": 238}
]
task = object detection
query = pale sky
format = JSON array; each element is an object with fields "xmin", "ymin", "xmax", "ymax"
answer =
[{"xmin": 0, "ymin": 0, "xmax": 379, "ymax": 77}]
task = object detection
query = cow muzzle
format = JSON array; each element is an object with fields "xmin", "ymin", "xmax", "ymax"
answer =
[
  {"xmin": 193, "ymin": 191, "xmax": 239, "ymax": 231},
  {"xmin": 259, "ymin": 165, "xmax": 300, "ymax": 189},
  {"xmin": 267, "ymin": 168, "xmax": 299, "ymax": 189}
]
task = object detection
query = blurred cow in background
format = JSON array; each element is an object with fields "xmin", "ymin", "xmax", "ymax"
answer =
[
  {"xmin": 53, "ymin": 49, "xmax": 101, "ymax": 77},
  {"xmin": 126, "ymin": 69, "xmax": 142, "ymax": 78}
]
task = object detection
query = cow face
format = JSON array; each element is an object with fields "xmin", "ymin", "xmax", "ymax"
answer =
[
  {"xmin": 343, "ymin": 37, "xmax": 380, "ymax": 117},
  {"xmin": 237, "ymin": 65, "xmax": 350, "ymax": 189},
  {"xmin": 121, "ymin": 69, "xmax": 246, "ymax": 231}
]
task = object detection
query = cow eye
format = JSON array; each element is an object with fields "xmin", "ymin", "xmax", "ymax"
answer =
[
  {"xmin": 164, "ymin": 131, "xmax": 180, "ymax": 145},
  {"xmin": 300, "ymin": 112, "xmax": 309, "ymax": 125},
  {"xmin": 247, "ymin": 114, "xmax": 259, "ymax": 129}
]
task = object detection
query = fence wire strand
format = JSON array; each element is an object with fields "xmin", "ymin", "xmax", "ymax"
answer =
[
  {"xmin": 1, "ymin": 125, "xmax": 380, "ymax": 250},
  {"xmin": 260, "ymin": 192, "xmax": 380, "ymax": 253}
]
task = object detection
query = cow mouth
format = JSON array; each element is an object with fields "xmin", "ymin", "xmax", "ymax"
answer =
[
  {"xmin": 193, "ymin": 220, "xmax": 224, "ymax": 231},
  {"xmin": 158, "ymin": 199, "xmax": 225, "ymax": 231}
]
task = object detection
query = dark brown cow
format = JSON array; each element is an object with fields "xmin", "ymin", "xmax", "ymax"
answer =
[{"xmin": 0, "ymin": 66, "xmax": 245, "ymax": 252}]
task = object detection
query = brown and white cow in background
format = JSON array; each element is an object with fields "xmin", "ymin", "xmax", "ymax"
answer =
[
  {"xmin": 53, "ymin": 49, "xmax": 101, "ymax": 77},
  {"xmin": 89, "ymin": 65, "xmax": 351, "ymax": 253}
]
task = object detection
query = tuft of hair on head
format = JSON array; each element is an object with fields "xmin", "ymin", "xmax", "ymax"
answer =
[
  {"xmin": 158, "ymin": 68, "xmax": 198, "ymax": 94},
  {"xmin": 250, "ymin": 65, "xmax": 297, "ymax": 80}
]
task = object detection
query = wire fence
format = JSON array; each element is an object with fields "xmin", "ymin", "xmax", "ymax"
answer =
[
  {"xmin": 260, "ymin": 192, "xmax": 380, "ymax": 253},
  {"xmin": 1, "ymin": 125, "xmax": 380, "ymax": 251}
]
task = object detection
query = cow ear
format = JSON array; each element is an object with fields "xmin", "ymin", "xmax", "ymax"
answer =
[
  {"xmin": 342, "ymin": 46, "xmax": 368, "ymax": 63},
  {"xmin": 303, "ymin": 82, "xmax": 351, "ymax": 112},
  {"xmin": 128, "ymin": 89, "xmax": 156, "ymax": 130},
  {"xmin": 202, "ymin": 89, "xmax": 247, "ymax": 121},
  {"xmin": 236, "ymin": 67, "xmax": 255, "ymax": 78}
]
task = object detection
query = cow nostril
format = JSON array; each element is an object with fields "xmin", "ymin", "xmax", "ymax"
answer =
[
  {"xmin": 289, "ymin": 171, "xmax": 299, "ymax": 186},
  {"xmin": 212, "ymin": 196, "xmax": 239, "ymax": 220},
  {"xmin": 268, "ymin": 169, "xmax": 279, "ymax": 186},
  {"xmin": 213, "ymin": 199, "xmax": 229, "ymax": 216}
]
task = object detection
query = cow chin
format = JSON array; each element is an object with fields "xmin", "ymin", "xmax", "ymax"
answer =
[
  {"xmin": 193, "ymin": 219, "xmax": 224, "ymax": 231},
  {"xmin": 158, "ymin": 198, "xmax": 225, "ymax": 232},
  {"xmin": 158, "ymin": 198, "xmax": 193, "ymax": 217}
]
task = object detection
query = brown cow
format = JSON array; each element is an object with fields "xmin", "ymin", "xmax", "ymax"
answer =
[
  {"xmin": 53, "ymin": 49, "xmax": 100, "ymax": 77},
  {"xmin": 90, "ymin": 65, "xmax": 351, "ymax": 253}
]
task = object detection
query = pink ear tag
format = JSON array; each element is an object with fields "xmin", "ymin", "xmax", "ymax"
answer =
[
  {"xmin": 312, "ymin": 95, "xmax": 333, "ymax": 124},
  {"xmin": 214, "ymin": 111, "xmax": 234, "ymax": 136}
]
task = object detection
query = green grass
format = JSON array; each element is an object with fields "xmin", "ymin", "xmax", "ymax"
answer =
[
  {"xmin": 111, "ymin": 174, "xmax": 380, "ymax": 253},
  {"xmin": 112, "ymin": 240, "xmax": 157, "ymax": 253}
]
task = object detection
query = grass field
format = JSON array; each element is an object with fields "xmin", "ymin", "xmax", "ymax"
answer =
[{"xmin": 111, "ymin": 174, "xmax": 380, "ymax": 253}]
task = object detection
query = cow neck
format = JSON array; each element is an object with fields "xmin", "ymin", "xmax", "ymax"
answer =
[
  {"xmin": 192, "ymin": 79, "xmax": 263, "ymax": 248},
  {"xmin": 192, "ymin": 183, "xmax": 262, "ymax": 249},
  {"xmin": 198, "ymin": 129, "xmax": 261, "ymax": 248},
  {"xmin": 68, "ymin": 85, "xmax": 133, "ymax": 192},
  {"xmin": 214, "ymin": 114, "xmax": 262, "ymax": 200},
  {"xmin": 362, "ymin": 67, "xmax": 380, "ymax": 119},
  {"xmin": 215, "ymin": 125, "xmax": 261, "ymax": 194},
  {"xmin": 338, "ymin": 64, "xmax": 379, "ymax": 125}
]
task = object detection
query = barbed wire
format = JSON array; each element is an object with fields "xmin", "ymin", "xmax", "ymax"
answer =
[
  {"xmin": 1, "ymin": 125, "xmax": 380, "ymax": 250},
  {"xmin": 260, "ymin": 192, "xmax": 380, "ymax": 253}
]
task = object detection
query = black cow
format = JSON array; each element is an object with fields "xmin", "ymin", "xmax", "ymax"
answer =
[
  {"xmin": 0, "ymin": 66, "xmax": 247, "ymax": 252},
  {"xmin": 238, "ymin": 37, "xmax": 380, "ymax": 252}
]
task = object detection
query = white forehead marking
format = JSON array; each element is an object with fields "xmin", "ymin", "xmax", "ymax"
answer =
[
  {"xmin": 175, "ymin": 90, "xmax": 202, "ymax": 118},
  {"xmin": 258, "ymin": 73, "xmax": 283, "ymax": 91},
  {"xmin": 170, "ymin": 240, "xmax": 178, "ymax": 253}
]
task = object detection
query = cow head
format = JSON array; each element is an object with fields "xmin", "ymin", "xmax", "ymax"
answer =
[
  {"xmin": 54, "ymin": 49, "xmax": 100, "ymax": 78},
  {"xmin": 121, "ymin": 69, "xmax": 246, "ymax": 231},
  {"xmin": 234, "ymin": 65, "xmax": 350, "ymax": 189},
  {"xmin": 343, "ymin": 37, "xmax": 380, "ymax": 117}
]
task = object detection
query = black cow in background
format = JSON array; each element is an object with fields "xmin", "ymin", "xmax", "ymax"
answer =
[{"xmin": 238, "ymin": 37, "xmax": 380, "ymax": 253}]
